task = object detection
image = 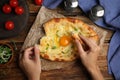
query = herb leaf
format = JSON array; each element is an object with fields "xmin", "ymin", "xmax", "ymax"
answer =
[{"xmin": 52, "ymin": 46, "xmax": 57, "ymax": 49}]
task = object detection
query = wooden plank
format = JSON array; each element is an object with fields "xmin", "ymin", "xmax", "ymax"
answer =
[
  {"xmin": 27, "ymin": 0, "xmax": 41, "ymax": 13},
  {"xmin": 0, "ymin": 67, "xmax": 113, "ymax": 80}
]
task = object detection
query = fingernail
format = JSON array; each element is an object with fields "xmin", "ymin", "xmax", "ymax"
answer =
[
  {"xmin": 78, "ymin": 34, "xmax": 82, "ymax": 37},
  {"xmin": 34, "ymin": 44, "xmax": 40, "ymax": 54},
  {"xmin": 75, "ymin": 39, "xmax": 79, "ymax": 43},
  {"xmin": 35, "ymin": 44, "xmax": 39, "ymax": 49}
]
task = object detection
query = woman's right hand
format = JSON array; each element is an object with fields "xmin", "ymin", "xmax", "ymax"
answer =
[{"xmin": 74, "ymin": 35, "xmax": 104, "ymax": 80}]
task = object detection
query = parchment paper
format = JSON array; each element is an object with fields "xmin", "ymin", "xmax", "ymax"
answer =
[{"xmin": 22, "ymin": 6, "xmax": 107, "ymax": 70}]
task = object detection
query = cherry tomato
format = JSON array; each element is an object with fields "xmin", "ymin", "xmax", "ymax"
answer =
[
  {"xmin": 5, "ymin": 21, "xmax": 14, "ymax": 30},
  {"xmin": 35, "ymin": 0, "xmax": 43, "ymax": 5},
  {"xmin": 2, "ymin": 4, "xmax": 12, "ymax": 14},
  {"xmin": 9, "ymin": 0, "xmax": 18, "ymax": 8},
  {"xmin": 15, "ymin": 6, "xmax": 24, "ymax": 15}
]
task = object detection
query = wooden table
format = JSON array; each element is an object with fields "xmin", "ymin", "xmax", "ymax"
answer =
[{"xmin": 0, "ymin": 0, "xmax": 114, "ymax": 80}]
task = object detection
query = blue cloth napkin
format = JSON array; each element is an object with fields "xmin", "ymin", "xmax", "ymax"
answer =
[{"xmin": 43, "ymin": 0, "xmax": 120, "ymax": 79}]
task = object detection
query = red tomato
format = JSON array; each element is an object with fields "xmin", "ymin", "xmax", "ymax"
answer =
[
  {"xmin": 9, "ymin": 0, "xmax": 18, "ymax": 8},
  {"xmin": 35, "ymin": 0, "xmax": 43, "ymax": 5},
  {"xmin": 2, "ymin": 4, "xmax": 12, "ymax": 14},
  {"xmin": 15, "ymin": 6, "xmax": 24, "ymax": 15},
  {"xmin": 5, "ymin": 21, "xmax": 14, "ymax": 30}
]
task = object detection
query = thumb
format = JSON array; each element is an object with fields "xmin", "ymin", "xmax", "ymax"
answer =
[{"xmin": 34, "ymin": 44, "xmax": 40, "ymax": 61}]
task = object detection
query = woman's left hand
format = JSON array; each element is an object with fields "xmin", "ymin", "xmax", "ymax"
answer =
[{"xmin": 19, "ymin": 45, "xmax": 41, "ymax": 80}]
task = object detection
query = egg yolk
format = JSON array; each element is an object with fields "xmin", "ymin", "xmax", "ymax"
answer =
[{"xmin": 59, "ymin": 36, "xmax": 71, "ymax": 47}]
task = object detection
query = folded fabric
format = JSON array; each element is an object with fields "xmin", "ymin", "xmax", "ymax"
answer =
[
  {"xmin": 42, "ymin": 0, "xmax": 63, "ymax": 9},
  {"xmin": 43, "ymin": 0, "xmax": 120, "ymax": 79}
]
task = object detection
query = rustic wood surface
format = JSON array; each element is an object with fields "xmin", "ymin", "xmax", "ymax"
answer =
[{"xmin": 0, "ymin": 0, "xmax": 114, "ymax": 80}]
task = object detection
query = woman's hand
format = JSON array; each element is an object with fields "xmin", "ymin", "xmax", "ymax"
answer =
[
  {"xmin": 19, "ymin": 45, "xmax": 41, "ymax": 80},
  {"xmin": 74, "ymin": 35, "xmax": 104, "ymax": 80}
]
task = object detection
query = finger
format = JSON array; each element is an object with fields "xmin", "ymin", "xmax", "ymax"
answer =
[
  {"xmin": 23, "ymin": 47, "xmax": 34, "ymax": 60},
  {"xmin": 74, "ymin": 39, "xmax": 85, "ymax": 56},
  {"xmin": 19, "ymin": 53, "xmax": 23, "ymax": 67},
  {"xmin": 19, "ymin": 53, "xmax": 23, "ymax": 61},
  {"xmin": 79, "ymin": 35, "xmax": 97, "ymax": 50},
  {"xmin": 34, "ymin": 45, "xmax": 40, "ymax": 62},
  {"xmin": 25, "ymin": 47, "xmax": 34, "ymax": 52}
]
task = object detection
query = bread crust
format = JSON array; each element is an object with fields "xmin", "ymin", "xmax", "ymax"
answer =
[{"xmin": 39, "ymin": 18, "xmax": 99, "ymax": 61}]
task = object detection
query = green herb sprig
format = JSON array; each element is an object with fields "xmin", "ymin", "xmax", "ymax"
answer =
[{"xmin": 0, "ymin": 45, "xmax": 12, "ymax": 64}]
